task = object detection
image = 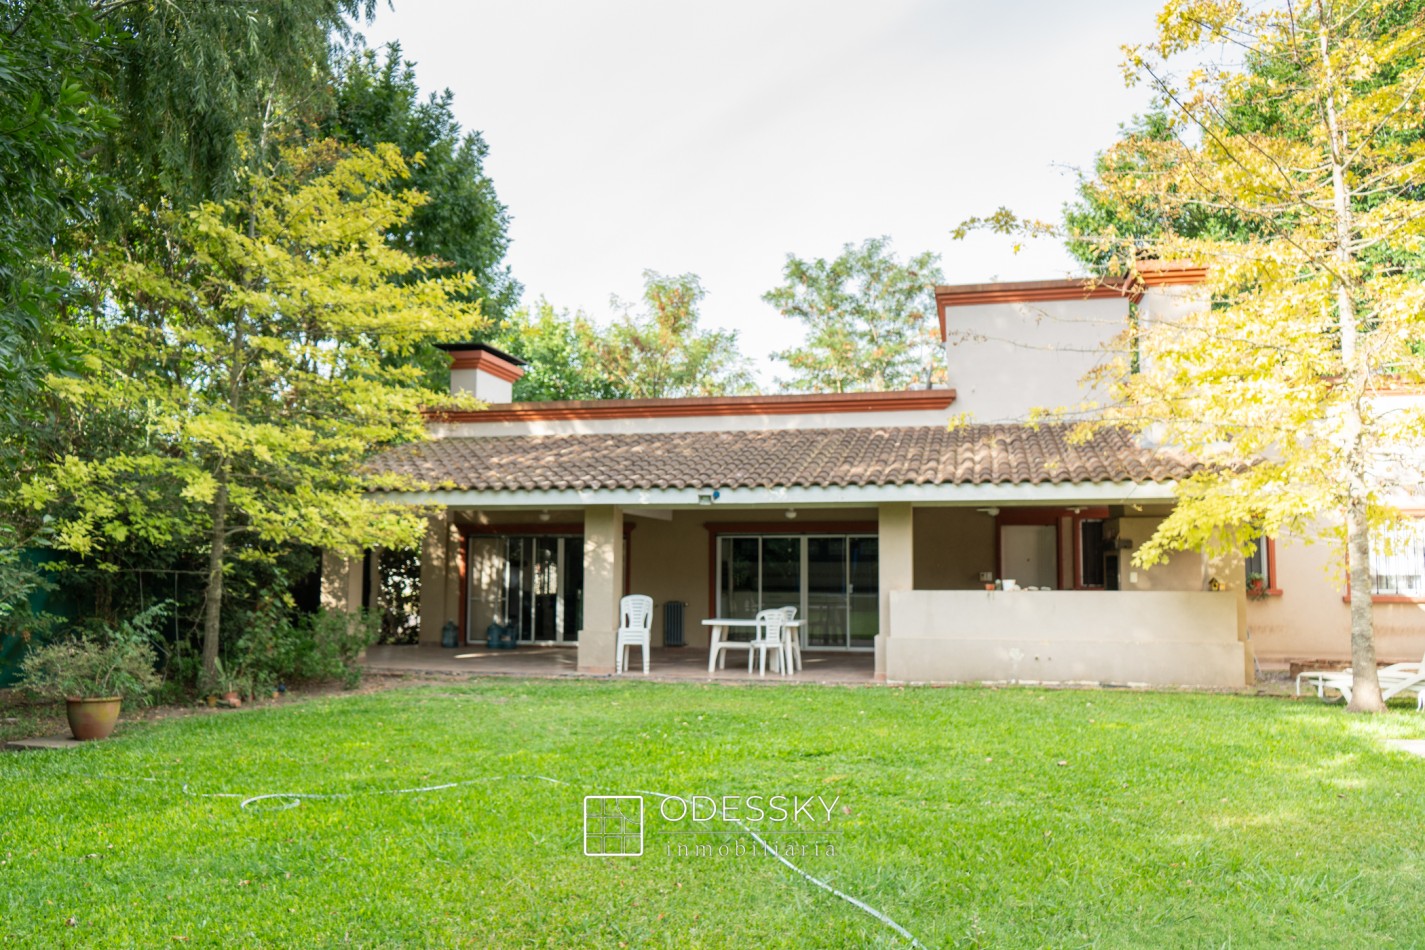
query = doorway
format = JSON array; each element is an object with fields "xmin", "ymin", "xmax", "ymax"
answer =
[
  {"xmin": 716, "ymin": 534, "xmax": 878, "ymax": 650},
  {"xmin": 467, "ymin": 535, "xmax": 583, "ymax": 644},
  {"xmin": 1001, "ymin": 525, "xmax": 1057, "ymax": 589}
]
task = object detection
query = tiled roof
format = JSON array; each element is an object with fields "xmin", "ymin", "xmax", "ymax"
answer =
[{"xmin": 369, "ymin": 424, "xmax": 1196, "ymax": 492}]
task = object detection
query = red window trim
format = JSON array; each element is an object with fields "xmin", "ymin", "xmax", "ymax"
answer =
[{"xmin": 1247, "ymin": 536, "xmax": 1283, "ymax": 598}]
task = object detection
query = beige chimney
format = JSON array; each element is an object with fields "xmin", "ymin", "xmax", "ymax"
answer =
[{"xmin": 435, "ymin": 342, "xmax": 526, "ymax": 404}]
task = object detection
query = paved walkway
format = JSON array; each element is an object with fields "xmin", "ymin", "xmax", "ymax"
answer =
[{"xmin": 363, "ymin": 644, "xmax": 876, "ymax": 685}]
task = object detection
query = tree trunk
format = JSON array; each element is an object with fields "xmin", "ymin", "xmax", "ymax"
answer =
[
  {"xmin": 200, "ymin": 469, "xmax": 229, "ymax": 683},
  {"xmin": 1318, "ymin": 11, "xmax": 1384, "ymax": 712},
  {"xmin": 1345, "ymin": 496, "xmax": 1384, "ymax": 711}
]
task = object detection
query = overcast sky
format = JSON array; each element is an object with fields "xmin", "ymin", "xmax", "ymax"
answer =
[{"xmin": 362, "ymin": 1, "xmax": 1162, "ymax": 383}]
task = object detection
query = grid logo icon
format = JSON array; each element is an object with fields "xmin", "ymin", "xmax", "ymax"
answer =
[{"xmin": 583, "ymin": 796, "xmax": 644, "ymax": 856}]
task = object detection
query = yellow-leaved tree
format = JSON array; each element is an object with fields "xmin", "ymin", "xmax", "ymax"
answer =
[
  {"xmin": 25, "ymin": 141, "xmax": 485, "ymax": 681},
  {"xmin": 961, "ymin": 1, "xmax": 1425, "ymax": 712}
]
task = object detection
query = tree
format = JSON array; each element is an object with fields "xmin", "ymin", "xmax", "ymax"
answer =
[
  {"xmin": 1062, "ymin": 111, "xmax": 1267, "ymax": 273},
  {"xmin": 0, "ymin": 3, "xmax": 111, "ymax": 477},
  {"xmin": 325, "ymin": 43, "xmax": 519, "ymax": 323},
  {"xmin": 962, "ymin": 0, "xmax": 1425, "ymax": 712},
  {"xmin": 599, "ymin": 271, "xmax": 756, "ymax": 399},
  {"xmin": 23, "ymin": 142, "xmax": 485, "ymax": 680},
  {"xmin": 763, "ymin": 237, "xmax": 945, "ymax": 393},
  {"xmin": 491, "ymin": 300, "xmax": 624, "ymax": 402},
  {"xmin": 90, "ymin": 0, "xmax": 376, "ymax": 218}
]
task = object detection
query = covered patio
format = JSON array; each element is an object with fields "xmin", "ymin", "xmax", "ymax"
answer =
[{"xmin": 362, "ymin": 643, "xmax": 877, "ymax": 684}]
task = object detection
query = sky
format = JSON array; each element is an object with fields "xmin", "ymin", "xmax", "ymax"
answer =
[{"xmin": 362, "ymin": 1, "xmax": 1164, "ymax": 384}]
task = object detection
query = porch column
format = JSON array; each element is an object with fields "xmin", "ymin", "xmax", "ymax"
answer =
[
  {"xmin": 579, "ymin": 505, "xmax": 625, "ymax": 674},
  {"xmin": 1208, "ymin": 547, "xmax": 1255, "ymax": 684},
  {"xmin": 320, "ymin": 550, "xmax": 363, "ymax": 614},
  {"xmin": 876, "ymin": 503, "xmax": 914, "ymax": 683},
  {"xmin": 418, "ymin": 511, "xmax": 454, "ymax": 646}
]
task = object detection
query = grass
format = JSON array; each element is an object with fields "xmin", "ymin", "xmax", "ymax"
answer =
[{"xmin": 2, "ymin": 681, "xmax": 1424, "ymax": 948}]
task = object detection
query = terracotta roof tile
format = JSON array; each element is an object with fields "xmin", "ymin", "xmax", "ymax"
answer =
[{"xmin": 369, "ymin": 424, "xmax": 1196, "ymax": 493}]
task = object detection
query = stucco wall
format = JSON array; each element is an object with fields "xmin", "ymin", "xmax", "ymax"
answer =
[
  {"xmin": 887, "ymin": 589, "xmax": 1249, "ymax": 687},
  {"xmin": 1114, "ymin": 516, "xmax": 1209, "ymax": 591},
  {"xmin": 1248, "ymin": 533, "xmax": 1425, "ymax": 666},
  {"xmin": 942, "ymin": 297, "xmax": 1129, "ymax": 423},
  {"xmin": 912, "ymin": 508, "xmax": 997, "ymax": 589}
]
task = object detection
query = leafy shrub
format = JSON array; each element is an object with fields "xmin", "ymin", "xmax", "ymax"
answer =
[
  {"xmin": 306, "ymin": 609, "xmax": 381, "ymax": 688},
  {"xmin": 19, "ymin": 602, "xmax": 166, "ymax": 705},
  {"xmin": 234, "ymin": 607, "xmax": 379, "ymax": 691}
]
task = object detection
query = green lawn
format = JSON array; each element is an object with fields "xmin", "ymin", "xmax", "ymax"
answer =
[{"xmin": 2, "ymin": 681, "xmax": 1424, "ymax": 947}]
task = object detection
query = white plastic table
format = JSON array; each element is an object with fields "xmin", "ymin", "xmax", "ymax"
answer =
[{"xmin": 702, "ymin": 618, "xmax": 803, "ymax": 675}]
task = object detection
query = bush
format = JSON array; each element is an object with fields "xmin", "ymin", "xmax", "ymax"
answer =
[
  {"xmin": 306, "ymin": 609, "xmax": 381, "ymax": 688},
  {"xmin": 234, "ymin": 607, "xmax": 379, "ymax": 691},
  {"xmin": 19, "ymin": 602, "xmax": 166, "ymax": 705}
]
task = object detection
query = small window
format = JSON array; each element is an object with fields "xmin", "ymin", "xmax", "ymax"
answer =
[
  {"xmin": 1369, "ymin": 520, "xmax": 1425, "ymax": 597},
  {"xmin": 1244, "ymin": 533, "xmax": 1273, "ymax": 592}
]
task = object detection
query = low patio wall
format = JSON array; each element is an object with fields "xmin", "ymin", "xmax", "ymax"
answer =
[{"xmin": 887, "ymin": 590, "xmax": 1250, "ymax": 688}]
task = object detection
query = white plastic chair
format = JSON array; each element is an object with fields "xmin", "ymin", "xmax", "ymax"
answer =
[
  {"xmin": 615, "ymin": 595, "xmax": 654, "ymax": 674},
  {"xmin": 778, "ymin": 605, "xmax": 802, "ymax": 673},
  {"xmin": 748, "ymin": 608, "xmax": 789, "ymax": 677}
]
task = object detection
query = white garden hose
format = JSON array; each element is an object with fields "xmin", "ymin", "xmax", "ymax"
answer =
[
  {"xmin": 40, "ymin": 770, "xmax": 926, "ymax": 947},
  {"xmin": 637, "ymin": 787, "xmax": 926, "ymax": 949}
]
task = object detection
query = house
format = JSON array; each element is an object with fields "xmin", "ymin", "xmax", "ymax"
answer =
[{"xmin": 331, "ymin": 265, "xmax": 1425, "ymax": 686}]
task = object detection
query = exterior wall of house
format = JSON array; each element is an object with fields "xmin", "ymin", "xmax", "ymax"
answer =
[
  {"xmin": 1113, "ymin": 516, "xmax": 1209, "ymax": 591},
  {"xmin": 886, "ymin": 589, "xmax": 1249, "ymax": 687},
  {"xmin": 912, "ymin": 508, "xmax": 997, "ymax": 589},
  {"xmin": 1248, "ymin": 532, "xmax": 1425, "ymax": 667},
  {"xmin": 940, "ymin": 296, "xmax": 1129, "ymax": 423}
]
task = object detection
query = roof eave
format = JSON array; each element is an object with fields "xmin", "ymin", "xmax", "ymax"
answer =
[{"xmin": 371, "ymin": 480, "xmax": 1181, "ymax": 509}]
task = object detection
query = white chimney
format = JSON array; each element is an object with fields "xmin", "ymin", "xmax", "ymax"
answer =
[{"xmin": 436, "ymin": 342, "xmax": 526, "ymax": 404}]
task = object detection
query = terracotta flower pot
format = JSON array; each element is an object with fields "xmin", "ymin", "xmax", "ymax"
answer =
[
  {"xmin": 66, "ymin": 697, "xmax": 122, "ymax": 741},
  {"xmin": 222, "ymin": 690, "xmax": 242, "ymax": 708}
]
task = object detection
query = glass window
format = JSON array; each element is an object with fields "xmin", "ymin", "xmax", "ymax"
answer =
[
  {"xmin": 1370, "ymin": 520, "xmax": 1425, "ymax": 597},
  {"xmin": 716, "ymin": 533, "xmax": 878, "ymax": 649},
  {"xmin": 1243, "ymin": 533, "xmax": 1273, "ymax": 591}
]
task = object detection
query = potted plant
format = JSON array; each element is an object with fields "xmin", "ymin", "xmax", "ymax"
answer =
[
  {"xmin": 18, "ymin": 606, "xmax": 164, "ymax": 741},
  {"xmin": 1246, "ymin": 572, "xmax": 1269, "ymax": 600},
  {"xmin": 204, "ymin": 658, "xmax": 245, "ymax": 708}
]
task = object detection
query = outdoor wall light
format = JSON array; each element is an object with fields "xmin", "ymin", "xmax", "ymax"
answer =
[
  {"xmin": 538, "ymin": 510, "xmax": 551, "ymax": 522},
  {"xmin": 784, "ymin": 508, "xmax": 798, "ymax": 520},
  {"xmin": 978, "ymin": 507, "xmax": 1001, "ymax": 517}
]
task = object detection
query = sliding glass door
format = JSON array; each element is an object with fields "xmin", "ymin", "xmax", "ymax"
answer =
[
  {"xmin": 716, "ymin": 534, "xmax": 877, "ymax": 650},
  {"xmin": 468, "ymin": 535, "xmax": 582, "ymax": 644}
]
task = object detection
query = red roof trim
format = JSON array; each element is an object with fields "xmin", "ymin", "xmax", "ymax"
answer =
[
  {"xmin": 934, "ymin": 267, "xmax": 1209, "ymax": 339},
  {"xmin": 936, "ymin": 278, "xmax": 1131, "ymax": 309},
  {"xmin": 425, "ymin": 389, "xmax": 956, "ymax": 424},
  {"xmin": 449, "ymin": 348, "xmax": 526, "ymax": 383}
]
